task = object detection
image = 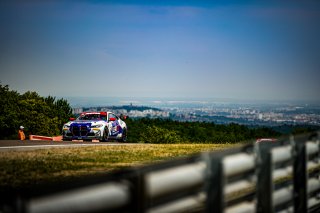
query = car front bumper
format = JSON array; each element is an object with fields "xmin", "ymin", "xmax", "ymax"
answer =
[{"xmin": 62, "ymin": 127, "xmax": 103, "ymax": 140}]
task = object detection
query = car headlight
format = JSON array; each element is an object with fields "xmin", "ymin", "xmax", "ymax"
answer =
[
  {"xmin": 63, "ymin": 124, "xmax": 70, "ymax": 129},
  {"xmin": 91, "ymin": 124, "xmax": 103, "ymax": 128}
]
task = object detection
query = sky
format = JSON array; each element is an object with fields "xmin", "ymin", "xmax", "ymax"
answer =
[{"xmin": 1, "ymin": 0, "xmax": 320, "ymax": 103}]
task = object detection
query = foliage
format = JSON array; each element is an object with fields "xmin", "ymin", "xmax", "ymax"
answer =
[
  {"xmin": 271, "ymin": 124, "xmax": 320, "ymax": 135},
  {"xmin": 0, "ymin": 85, "xmax": 20, "ymax": 139},
  {"xmin": 0, "ymin": 84, "xmax": 73, "ymax": 139},
  {"xmin": 126, "ymin": 117, "xmax": 282, "ymax": 144},
  {"xmin": 140, "ymin": 125, "xmax": 182, "ymax": 144}
]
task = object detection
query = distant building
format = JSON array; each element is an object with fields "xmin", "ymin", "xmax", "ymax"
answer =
[{"xmin": 73, "ymin": 108, "xmax": 83, "ymax": 114}]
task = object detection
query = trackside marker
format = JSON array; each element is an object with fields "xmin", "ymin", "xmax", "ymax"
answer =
[{"xmin": 29, "ymin": 135, "xmax": 62, "ymax": 141}]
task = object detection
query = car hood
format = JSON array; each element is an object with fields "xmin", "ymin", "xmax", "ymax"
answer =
[{"xmin": 65, "ymin": 120, "xmax": 106, "ymax": 126}]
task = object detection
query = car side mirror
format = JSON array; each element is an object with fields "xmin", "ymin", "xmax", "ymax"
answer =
[
  {"xmin": 109, "ymin": 117, "xmax": 116, "ymax": 121},
  {"xmin": 69, "ymin": 118, "xmax": 75, "ymax": 121}
]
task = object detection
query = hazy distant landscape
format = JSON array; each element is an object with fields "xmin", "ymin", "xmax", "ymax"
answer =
[
  {"xmin": 69, "ymin": 97, "xmax": 320, "ymax": 127},
  {"xmin": 67, "ymin": 96, "xmax": 320, "ymax": 108}
]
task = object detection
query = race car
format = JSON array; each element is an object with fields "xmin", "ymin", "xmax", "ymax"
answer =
[{"xmin": 62, "ymin": 112, "xmax": 127, "ymax": 142}]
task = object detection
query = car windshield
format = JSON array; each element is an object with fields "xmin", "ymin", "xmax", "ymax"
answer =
[{"xmin": 78, "ymin": 114, "xmax": 101, "ymax": 120}]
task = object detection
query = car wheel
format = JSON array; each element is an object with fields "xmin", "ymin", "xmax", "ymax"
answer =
[
  {"xmin": 119, "ymin": 128, "xmax": 127, "ymax": 142},
  {"xmin": 100, "ymin": 127, "xmax": 109, "ymax": 142}
]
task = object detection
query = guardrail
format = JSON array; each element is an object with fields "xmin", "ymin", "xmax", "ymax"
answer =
[{"xmin": 1, "ymin": 132, "xmax": 320, "ymax": 213}]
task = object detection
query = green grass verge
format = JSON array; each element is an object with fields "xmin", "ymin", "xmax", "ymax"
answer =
[{"xmin": 0, "ymin": 143, "xmax": 238, "ymax": 189}]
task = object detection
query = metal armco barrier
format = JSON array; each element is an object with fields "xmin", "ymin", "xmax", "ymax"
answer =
[{"xmin": 1, "ymin": 132, "xmax": 320, "ymax": 213}]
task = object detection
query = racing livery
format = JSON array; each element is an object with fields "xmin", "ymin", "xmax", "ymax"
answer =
[{"xmin": 62, "ymin": 112, "xmax": 127, "ymax": 142}]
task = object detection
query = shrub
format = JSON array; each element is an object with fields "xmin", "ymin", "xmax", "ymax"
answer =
[{"xmin": 140, "ymin": 125, "xmax": 182, "ymax": 144}]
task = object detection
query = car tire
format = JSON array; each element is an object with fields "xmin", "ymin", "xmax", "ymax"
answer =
[
  {"xmin": 100, "ymin": 127, "xmax": 109, "ymax": 142},
  {"xmin": 119, "ymin": 128, "xmax": 127, "ymax": 142}
]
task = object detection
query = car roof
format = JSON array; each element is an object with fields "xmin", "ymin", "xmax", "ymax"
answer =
[{"xmin": 80, "ymin": 112, "xmax": 111, "ymax": 116}]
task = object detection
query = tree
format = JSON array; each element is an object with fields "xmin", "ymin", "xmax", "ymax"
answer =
[
  {"xmin": 0, "ymin": 85, "xmax": 20, "ymax": 139},
  {"xmin": 18, "ymin": 98, "xmax": 60, "ymax": 136},
  {"xmin": 54, "ymin": 98, "xmax": 73, "ymax": 128},
  {"xmin": 0, "ymin": 84, "xmax": 74, "ymax": 139}
]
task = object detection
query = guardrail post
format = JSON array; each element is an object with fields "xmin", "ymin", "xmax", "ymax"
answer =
[
  {"xmin": 292, "ymin": 135, "xmax": 307, "ymax": 213},
  {"xmin": 129, "ymin": 169, "xmax": 146, "ymax": 213},
  {"xmin": 204, "ymin": 152, "xmax": 224, "ymax": 213},
  {"xmin": 256, "ymin": 142, "xmax": 273, "ymax": 213}
]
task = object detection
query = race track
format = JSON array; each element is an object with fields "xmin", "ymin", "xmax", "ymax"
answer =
[{"xmin": 0, "ymin": 140, "xmax": 130, "ymax": 151}]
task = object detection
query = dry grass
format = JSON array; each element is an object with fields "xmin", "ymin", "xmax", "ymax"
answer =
[{"xmin": 0, "ymin": 143, "xmax": 237, "ymax": 188}]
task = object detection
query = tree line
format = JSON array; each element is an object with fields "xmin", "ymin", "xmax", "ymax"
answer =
[
  {"xmin": 126, "ymin": 119, "xmax": 320, "ymax": 144},
  {"xmin": 125, "ymin": 117, "xmax": 283, "ymax": 144},
  {"xmin": 0, "ymin": 84, "xmax": 73, "ymax": 139}
]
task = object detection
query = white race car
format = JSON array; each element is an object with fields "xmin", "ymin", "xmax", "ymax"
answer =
[{"xmin": 62, "ymin": 112, "xmax": 127, "ymax": 142}]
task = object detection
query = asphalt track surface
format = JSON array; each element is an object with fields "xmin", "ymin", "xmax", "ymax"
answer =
[{"xmin": 0, "ymin": 140, "xmax": 131, "ymax": 151}]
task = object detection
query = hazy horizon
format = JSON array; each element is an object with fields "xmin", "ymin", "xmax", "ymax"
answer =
[
  {"xmin": 64, "ymin": 96, "xmax": 320, "ymax": 108},
  {"xmin": 1, "ymin": 1, "xmax": 320, "ymax": 102}
]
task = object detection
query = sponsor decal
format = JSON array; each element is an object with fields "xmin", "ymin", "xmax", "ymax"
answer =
[{"xmin": 110, "ymin": 120, "xmax": 123, "ymax": 136}]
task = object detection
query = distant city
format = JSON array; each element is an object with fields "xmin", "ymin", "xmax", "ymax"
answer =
[{"xmin": 69, "ymin": 98, "xmax": 320, "ymax": 127}]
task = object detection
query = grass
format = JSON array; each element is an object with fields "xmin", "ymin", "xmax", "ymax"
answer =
[{"xmin": 0, "ymin": 143, "xmax": 238, "ymax": 189}]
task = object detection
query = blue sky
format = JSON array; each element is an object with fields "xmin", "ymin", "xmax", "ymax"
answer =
[{"xmin": 1, "ymin": 1, "xmax": 320, "ymax": 102}]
